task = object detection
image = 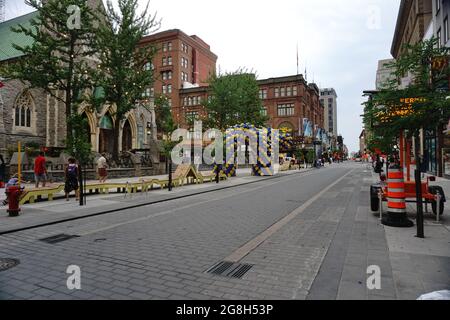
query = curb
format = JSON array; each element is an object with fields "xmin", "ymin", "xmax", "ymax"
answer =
[{"xmin": 0, "ymin": 168, "xmax": 317, "ymax": 235}]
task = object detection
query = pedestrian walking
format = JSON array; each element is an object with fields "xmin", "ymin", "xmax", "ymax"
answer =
[
  {"xmin": 34, "ymin": 151, "xmax": 47, "ymax": 188},
  {"xmin": 97, "ymin": 153, "xmax": 108, "ymax": 183},
  {"xmin": 64, "ymin": 158, "xmax": 79, "ymax": 201}
]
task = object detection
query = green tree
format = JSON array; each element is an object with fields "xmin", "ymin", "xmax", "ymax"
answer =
[
  {"xmin": 203, "ymin": 69, "xmax": 268, "ymax": 131},
  {"xmin": 363, "ymin": 38, "xmax": 450, "ymax": 148},
  {"xmin": 1, "ymin": 0, "xmax": 99, "ymax": 157},
  {"xmin": 306, "ymin": 149, "xmax": 315, "ymax": 164},
  {"xmin": 93, "ymin": 0, "xmax": 159, "ymax": 161},
  {"xmin": 155, "ymin": 94, "xmax": 179, "ymax": 188},
  {"xmin": 363, "ymin": 37, "xmax": 450, "ymax": 234}
]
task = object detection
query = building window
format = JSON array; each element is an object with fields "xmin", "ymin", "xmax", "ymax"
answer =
[
  {"xmin": 181, "ymin": 43, "xmax": 188, "ymax": 53},
  {"xmin": 142, "ymin": 87, "xmax": 151, "ymax": 98},
  {"xmin": 181, "ymin": 71, "xmax": 188, "ymax": 82},
  {"xmin": 181, "ymin": 57, "xmax": 188, "ymax": 69},
  {"xmin": 168, "ymin": 56, "xmax": 172, "ymax": 65},
  {"xmin": 185, "ymin": 111, "xmax": 199, "ymax": 123},
  {"xmin": 14, "ymin": 90, "xmax": 33, "ymax": 128},
  {"xmin": 275, "ymin": 87, "xmax": 280, "ymax": 98},
  {"xmin": 280, "ymin": 87, "xmax": 286, "ymax": 97},
  {"xmin": 445, "ymin": 16, "xmax": 449, "ymax": 43},
  {"xmin": 162, "ymin": 57, "xmax": 167, "ymax": 66},
  {"xmin": 168, "ymin": 42, "xmax": 172, "ymax": 51},
  {"xmin": 167, "ymin": 84, "xmax": 172, "ymax": 94},
  {"xmin": 437, "ymin": 28, "xmax": 442, "ymax": 48},
  {"xmin": 162, "ymin": 71, "xmax": 172, "ymax": 80},
  {"xmin": 287, "ymin": 87, "xmax": 292, "ymax": 96},
  {"xmin": 259, "ymin": 89, "xmax": 267, "ymax": 99},
  {"xmin": 168, "ymin": 98, "xmax": 172, "ymax": 107},
  {"xmin": 261, "ymin": 107, "xmax": 267, "ymax": 116},
  {"xmin": 292, "ymin": 86, "xmax": 297, "ymax": 96},
  {"xmin": 277, "ymin": 103, "xmax": 295, "ymax": 117},
  {"xmin": 144, "ymin": 62, "xmax": 153, "ymax": 71}
]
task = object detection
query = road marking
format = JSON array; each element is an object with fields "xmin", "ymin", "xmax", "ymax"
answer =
[
  {"xmin": 76, "ymin": 169, "xmax": 329, "ymax": 236},
  {"xmin": 224, "ymin": 169, "xmax": 355, "ymax": 263}
]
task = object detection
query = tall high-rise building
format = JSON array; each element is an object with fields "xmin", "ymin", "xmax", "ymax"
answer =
[{"xmin": 319, "ymin": 88, "xmax": 337, "ymax": 138}]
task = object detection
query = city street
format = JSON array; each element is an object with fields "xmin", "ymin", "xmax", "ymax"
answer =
[{"xmin": 0, "ymin": 162, "xmax": 448, "ymax": 300}]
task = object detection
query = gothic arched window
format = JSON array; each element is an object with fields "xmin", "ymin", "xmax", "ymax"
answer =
[{"xmin": 14, "ymin": 91, "xmax": 33, "ymax": 128}]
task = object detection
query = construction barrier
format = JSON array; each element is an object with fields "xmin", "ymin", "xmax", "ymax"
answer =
[{"xmin": 382, "ymin": 164, "xmax": 414, "ymax": 228}]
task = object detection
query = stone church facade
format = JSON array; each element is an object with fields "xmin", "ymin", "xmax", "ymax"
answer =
[
  {"xmin": 0, "ymin": 8, "xmax": 157, "ymax": 163},
  {"xmin": 0, "ymin": 77, "xmax": 157, "ymax": 158}
]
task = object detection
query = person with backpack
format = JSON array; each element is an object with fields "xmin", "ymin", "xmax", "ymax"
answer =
[{"xmin": 64, "ymin": 158, "xmax": 79, "ymax": 201}]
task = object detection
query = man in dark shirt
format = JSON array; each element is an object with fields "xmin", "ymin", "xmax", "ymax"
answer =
[{"xmin": 34, "ymin": 152, "xmax": 47, "ymax": 188}]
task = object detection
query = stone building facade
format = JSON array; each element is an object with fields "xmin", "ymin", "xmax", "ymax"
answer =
[{"xmin": 0, "ymin": 10, "xmax": 157, "ymax": 163}]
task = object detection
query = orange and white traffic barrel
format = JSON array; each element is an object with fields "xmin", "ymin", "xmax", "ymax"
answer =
[{"xmin": 382, "ymin": 164, "xmax": 414, "ymax": 228}]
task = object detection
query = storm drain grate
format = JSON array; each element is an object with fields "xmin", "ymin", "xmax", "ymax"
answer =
[
  {"xmin": 0, "ymin": 258, "xmax": 20, "ymax": 272},
  {"xmin": 206, "ymin": 261, "xmax": 253, "ymax": 279},
  {"xmin": 39, "ymin": 234, "xmax": 80, "ymax": 244}
]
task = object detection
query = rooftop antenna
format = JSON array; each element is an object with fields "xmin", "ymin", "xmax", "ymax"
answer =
[
  {"xmin": 296, "ymin": 42, "xmax": 299, "ymax": 76},
  {"xmin": 0, "ymin": 0, "xmax": 5, "ymax": 23}
]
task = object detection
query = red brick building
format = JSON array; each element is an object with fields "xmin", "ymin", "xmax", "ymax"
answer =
[
  {"xmin": 257, "ymin": 75, "xmax": 323, "ymax": 135},
  {"xmin": 138, "ymin": 29, "xmax": 324, "ymax": 139},
  {"xmin": 138, "ymin": 29, "xmax": 218, "ymax": 125},
  {"xmin": 178, "ymin": 75, "xmax": 324, "ymax": 136}
]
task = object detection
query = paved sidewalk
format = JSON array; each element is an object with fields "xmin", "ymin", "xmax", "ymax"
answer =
[
  {"xmin": 0, "ymin": 163, "xmax": 447, "ymax": 300},
  {"xmin": 0, "ymin": 168, "xmax": 311, "ymax": 234}
]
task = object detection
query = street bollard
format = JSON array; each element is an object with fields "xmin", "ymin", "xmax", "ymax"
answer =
[
  {"xmin": 436, "ymin": 191, "xmax": 441, "ymax": 223},
  {"xmin": 124, "ymin": 182, "xmax": 129, "ymax": 199},
  {"xmin": 379, "ymin": 190, "xmax": 383, "ymax": 220}
]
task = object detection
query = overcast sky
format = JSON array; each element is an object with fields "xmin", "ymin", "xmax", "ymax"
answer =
[{"xmin": 5, "ymin": 0, "xmax": 401, "ymax": 153}]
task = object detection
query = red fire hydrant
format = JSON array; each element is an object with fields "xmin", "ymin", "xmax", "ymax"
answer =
[{"xmin": 5, "ymin": 186, "xmax": 24, "ymax": 217}]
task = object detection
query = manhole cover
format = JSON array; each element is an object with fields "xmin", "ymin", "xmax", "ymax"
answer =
[{"xmin": 0, "ymin": 258, "xmax": 20, "ymax": 272}]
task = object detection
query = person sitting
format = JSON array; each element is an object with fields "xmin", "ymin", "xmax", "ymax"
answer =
[{"xmin": 2, "ymin": 174, "xmax": 23, "ymax": 206}]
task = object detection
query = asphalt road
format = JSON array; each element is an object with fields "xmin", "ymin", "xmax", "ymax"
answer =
[{"xmin": 0, "ymin": 163, "xmax": 393, "ymax": 300}]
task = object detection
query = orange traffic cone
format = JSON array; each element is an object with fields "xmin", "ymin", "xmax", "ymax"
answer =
[{"xmin": 382, "ymin": 164, "xmax": 414, "ymax": 227}]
